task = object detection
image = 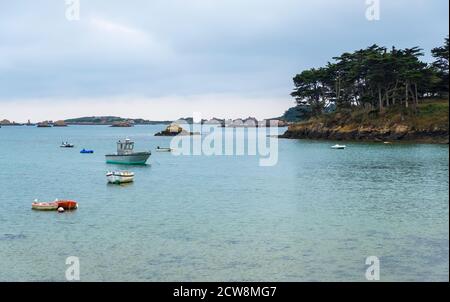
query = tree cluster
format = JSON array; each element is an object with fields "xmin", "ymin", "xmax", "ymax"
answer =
[{"xmin": 291, "ymin": 37, "xmax": 449, "ymax": 116}]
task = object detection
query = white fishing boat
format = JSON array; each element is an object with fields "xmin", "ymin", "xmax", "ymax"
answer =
[
  {"xmin": 331, "ymin": 144, "xmax": 346, "ymax": 150},
  {"xmin": 106, "ymin": 171, "xmax": 135, "ymax": 184},
  {"xmin": 60, "ymin": 141, "xmax": 74, "ymax": 148},
  {"xmin": 105, "ymin": 139, "xmax": 151, "ymax": 165}
]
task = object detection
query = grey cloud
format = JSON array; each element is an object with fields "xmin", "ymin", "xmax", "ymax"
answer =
[{"xmin": 0, "ymin": 0, "xmax": 448, "ymax": 101}]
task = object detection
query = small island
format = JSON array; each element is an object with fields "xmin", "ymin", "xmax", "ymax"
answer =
[
  {"xmin": 64, "ymin": 116, "xmax": 171, "ymax": 126},
  {"xmin": 281, "ymin": 38, "xmax": 449, "ymax": 144},
  {"xmin": 37, "ymin": 121, "xmax": 52, "ymax": 128},
  {"xmin": 53, "ymin": 120, "xmax": 68, "ymax": 127},
  {"xmin": 0, "ymin": 119, "xmax": 24, "ymax": 126},
  {"xmin": 155, "ymin": 124, "xmax": 199, "ymax": 136}
]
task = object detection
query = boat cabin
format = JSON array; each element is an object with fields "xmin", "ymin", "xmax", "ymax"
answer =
[{"xmin": 117, "ymin": 139, "xmax": 135, "ymax": 155}]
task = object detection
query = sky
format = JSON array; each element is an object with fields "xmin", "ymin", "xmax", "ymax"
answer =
[{"xmin": 0, "ymin": 0, "xmax": 448, "ymax": 122}]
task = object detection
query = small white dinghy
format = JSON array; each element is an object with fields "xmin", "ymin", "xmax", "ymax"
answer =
[
  {"xmin": 106, "ymin": 171, "xmax": 135, "ymax": 184},
  {"xmin": 32, "ymin": 200, "xmax": 59, "ymax": 211},
  {"xmin": 331, "ymin": 144, "xmax": 346, "ymax": 150},
  {"xmin": 156, "ymin": 146, "xmax": 173, "ymax": 152}
]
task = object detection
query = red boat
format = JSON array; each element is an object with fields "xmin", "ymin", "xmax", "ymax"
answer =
[{"xmin": 56, "ymin": 200, "xmax": 78, "ymax": 210}]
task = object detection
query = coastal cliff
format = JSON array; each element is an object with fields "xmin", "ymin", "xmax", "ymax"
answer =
[{"xmin": 281, "ymin": 99, "xmax": 449, "ymax": 144}]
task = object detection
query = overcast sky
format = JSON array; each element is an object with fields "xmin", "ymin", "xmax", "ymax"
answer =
[{"xmin": 1, "ymin": 0, "xmax": 448, "ymax": 122}]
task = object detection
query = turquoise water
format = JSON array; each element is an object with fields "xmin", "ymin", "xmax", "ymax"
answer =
[{"xmin": 0, "ymin": 125, "xmax": 448, "ymax": 281}]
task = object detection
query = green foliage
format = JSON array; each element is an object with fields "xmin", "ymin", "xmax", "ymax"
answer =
[
  {"xmin": 291, "ymin": 38, "xmax": 449, "ymax": 115},
  {"xmin": 431, "ymin": 37, "xmax": 449, "ymax": 95},
  {"xmin": 281, "ymin": 105, "xmax": 311, "ymax": 122}
]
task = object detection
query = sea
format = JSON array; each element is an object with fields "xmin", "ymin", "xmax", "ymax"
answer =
[{"xmin": 0, "ymin": 125, "xmax": 448, "ymax": 281}]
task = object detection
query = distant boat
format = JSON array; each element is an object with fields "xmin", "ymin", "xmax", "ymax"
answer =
[
  {"xmin": 60, "ymin": 142, "xmax": 74, "ymax": 148},
  {"xmin": 105, "ymin": 139, "xmax": 151, "ymax": 165},
  {"xmin": 156, "ymin": 146, "xmax": 173, "ymax": 152},
  {"xmin": 80, "ymin": 149, "xmax": 94, "ymax": 154},
  {"xmin": 106, "ymin": 171, "xmax": 135, "ymax": 184},
  {"xmin": 331, "ymin": 144, "xmax": 346, "ymax": 149}
]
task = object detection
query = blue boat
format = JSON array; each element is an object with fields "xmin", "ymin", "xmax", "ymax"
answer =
[{"xmin": 80, "ymin": 149, "xmax": 94, "ymax": 154}]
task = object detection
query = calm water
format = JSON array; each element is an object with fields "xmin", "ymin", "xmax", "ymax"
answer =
[{"xmin": 0, "ymin": 125, "xmax": 448, "ymax": 281}]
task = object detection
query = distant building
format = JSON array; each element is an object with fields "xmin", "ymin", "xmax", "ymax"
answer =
[
  {"xmin": 223, "ymin": 119, "xmax": 233, "ymax": 127},
  {"xmin": 204, "ymin": 118, "xmax": 224, "ymax": 126},
  {"xmin": 224, "ymin": 117, "xmax": 261, "ymax": 127},
  {"xmin": 243, "ymin": 117, "xmax": 258, "ymax": 127},
  {"xmin": 259, "ymin": 119, "xmax": 268, "ymax": 127},
  {"xmin": 230, "ymin": 118, "xmax": 244, "ymax": 127}
]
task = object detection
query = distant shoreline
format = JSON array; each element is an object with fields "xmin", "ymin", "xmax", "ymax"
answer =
[
  {"xmin": 65, "ymin": 122, "xmax": 171, "ymax": 126},
  {"xmin": 1, "ymin": 116, "xmax": 290, "ymax": 127},
  {"xmin": 0, "ymin": 123, "xmax": 171, "ymax": 127}
]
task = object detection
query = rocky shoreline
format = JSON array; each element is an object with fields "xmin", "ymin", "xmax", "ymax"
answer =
[{"xmin": 280, "ymin": 123, "xmax": 449, "ymax": 144}]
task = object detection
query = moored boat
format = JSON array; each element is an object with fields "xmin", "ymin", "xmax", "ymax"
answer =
[
  {"xmin": 106, "ymin": 171, "xmax": 135, "ymax": 184},
  {"xmin": 80, "ymin": 149, "xmax": 94, "ymax": 154},
  {"xmin": 56, "ymin": 200, "xmax": 78, "ymax": 210},
  {"xmin": 156, "ymin": 146, "xmax": 173, "ymax": 152},
  {"xmin": 60, "ymin": 141, "xmax": 74, "ymax": 148},
  {"xmin": 331, "ymin": 144, "xmax": 346, "ymax": 149},
  {"xmin": 32, "ymin": 201, "xmax": 59, "ymax": 211},
  {"xmin": 105, "ymin": 139, "xmax": 151, "ymax": 165}
]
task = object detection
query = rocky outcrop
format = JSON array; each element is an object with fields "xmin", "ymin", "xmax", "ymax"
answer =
[
  {"xmin": 280, "ymin": 123, "xmax": 449, "ymax": 144},
  {"xmin": 0, "ymin": 119, "xmax": 22, "ymax": 126},
  {"xmin": 37, "ymin": 121, "xmax": 52, "ymax": 127},
  {"xmin": 53, "ymin": 120, "xmax": 68, "ymax": 127},
  {"xmin": 155, "ymin": 124, "xmax": 199, "ymax": 136}
]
